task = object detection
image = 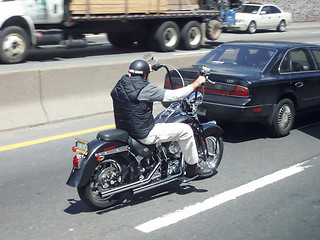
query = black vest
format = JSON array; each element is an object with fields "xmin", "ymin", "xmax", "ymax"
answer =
[{"xmin": 111, "ymin": 75, "xmax": 155, "ymax": 139}]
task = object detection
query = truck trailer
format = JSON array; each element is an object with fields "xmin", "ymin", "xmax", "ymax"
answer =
[{"xmin": 0, "ymin": 0, "xmax": 235, "ymax": 64}]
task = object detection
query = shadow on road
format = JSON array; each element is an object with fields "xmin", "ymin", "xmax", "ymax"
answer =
[{"xmin": 64, "ymin": 180, "xmax": 209, "ymax": 214}]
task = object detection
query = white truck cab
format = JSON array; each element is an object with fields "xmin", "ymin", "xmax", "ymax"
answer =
[{"xmin": 0, "ymin": 0, "xmax": 64, "ymax": 63}]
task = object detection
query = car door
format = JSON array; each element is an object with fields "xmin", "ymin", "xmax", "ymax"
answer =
[
  {"xmin": 309, "ymin": 47, "xmax": 320, "ymax": 106},
  {"xmin": 258, "ymin": 6, "xmax": 270, "ymax": 29},
  {"xmin": 260, "ymin": 6, "xmax": 281, "ymax": 29},
  {"xmin": 280, "ymin": 48, "xmax": 319, "ymax": 110},
  {"xmin": 268, "ymin": 6, "xmax": 283, "ymax": 28}
]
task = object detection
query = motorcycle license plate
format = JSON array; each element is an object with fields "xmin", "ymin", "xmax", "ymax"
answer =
[{"xmin": 74, "ymin": 139, "xmax": 88, "ymax": 155}]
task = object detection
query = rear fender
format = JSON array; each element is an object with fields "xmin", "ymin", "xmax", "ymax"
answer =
[
  {"xmin": 66, "ymin": 139, "xmax": 131, "ymax": 188},
  {"xmin": 201, "ymin": 120, "xmax": 223, "ymax": 137}
]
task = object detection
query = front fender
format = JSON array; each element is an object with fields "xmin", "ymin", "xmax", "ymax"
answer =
[
  {"xmin": 201, "ymin": 120, "xmax": 223, "ymax": 137},
  {"xmin": 66, "ymin": 139, "xmax": 128, "ymax": 188}
]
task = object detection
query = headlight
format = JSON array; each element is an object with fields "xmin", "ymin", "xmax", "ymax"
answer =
[{"xmin": 236, "ymin": 19, "xmax": 245, "ymax": 23}]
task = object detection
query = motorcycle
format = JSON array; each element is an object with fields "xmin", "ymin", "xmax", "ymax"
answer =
[{"xmin": 66, "ymin": 56, "xmax": 224, "ymax": 210}]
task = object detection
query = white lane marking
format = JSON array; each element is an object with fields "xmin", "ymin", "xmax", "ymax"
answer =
[{"xmin": 135, "ymin": 161, "xmax": 312, "ymax": 233}]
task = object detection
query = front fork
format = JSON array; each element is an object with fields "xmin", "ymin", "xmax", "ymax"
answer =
[{"xmin": 193, "ymin": 125, "xmax": 208, "ymax": 160}]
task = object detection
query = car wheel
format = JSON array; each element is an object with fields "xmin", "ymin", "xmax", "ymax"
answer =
[
  {"xmin": 270, "ymin": 98, "xmax": 295, "ymax": 137},
  {"xmin": 277, "ymin": 20, "xmax": 286, "ymax": 32},
  {"xmin": 247, "ymin": 21, "xmax": 256, "ymax": 34}
]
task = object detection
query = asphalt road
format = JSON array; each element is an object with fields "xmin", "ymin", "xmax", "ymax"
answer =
[
  {"xmin": 0, "ymin": 22, "xmax": 320, "ymax": 240},
  {"xmin": 0, "ymin": 105, "xmax": 320, "ymax": 240}
]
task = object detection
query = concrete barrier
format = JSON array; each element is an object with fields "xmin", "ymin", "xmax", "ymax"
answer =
[{"xmin": 0, "ymin": 55, "xmax": 198, "ymax": 131}]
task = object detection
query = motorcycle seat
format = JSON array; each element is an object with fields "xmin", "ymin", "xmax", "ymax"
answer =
[
  {"xmin": 128, "ymin": 137, "xmax": 155, "ymax": 158},
  {"xmin": 97, "ymin": 129, "xmax": 129, "ymax": 143}
]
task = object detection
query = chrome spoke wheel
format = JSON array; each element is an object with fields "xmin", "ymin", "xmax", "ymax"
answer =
[
  {"xmin": 204, "ymin": 135, "xmax": 223, "ymax": 170},
  {"xmin": 278, "ymin": 104, "xmax": 292, "ymax": 130}
]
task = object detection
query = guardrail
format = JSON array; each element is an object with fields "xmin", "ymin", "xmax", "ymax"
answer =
[{"xmin": 0, "ymin": 56, "xmax": 197, "ymax": 131}]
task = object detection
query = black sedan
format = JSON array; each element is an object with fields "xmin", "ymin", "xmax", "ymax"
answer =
[{"xmin": 164, "ymin": 41, "xmax": 320, "ymax": 137}]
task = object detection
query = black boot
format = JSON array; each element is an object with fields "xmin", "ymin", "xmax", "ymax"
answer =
[{"xmin": 185, "ymin": 162, "xmax": 213, "ymax": 179}]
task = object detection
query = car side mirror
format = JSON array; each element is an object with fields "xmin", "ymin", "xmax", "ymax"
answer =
[{"xmin": 260, "ymin": 10, "xmax": 267, "ymax": 15}]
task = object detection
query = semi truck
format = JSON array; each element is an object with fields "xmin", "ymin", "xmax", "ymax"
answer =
[{"xmin": 0, "ymin": 0, "xmax": 236, "ymax": 64}]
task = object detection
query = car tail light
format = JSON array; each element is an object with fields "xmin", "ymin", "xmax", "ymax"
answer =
[
  {"xmin": 164, "ymin": 77, "xmax": 249, "ymax": 97},
  {"xmin": 205, "ymin": 85, "xmax": 249, "ymax": 97},
  {"xmin": 230, "ymin": 86, "xmax": 249, "ymax": 97}
]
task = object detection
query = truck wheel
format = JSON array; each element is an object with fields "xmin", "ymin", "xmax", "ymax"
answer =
[
  {"xmin": 154, "ymin": 21, "xmax": 180, "ymax": 52},
  {"xmin": 0, "ymin": 26, "xmax": 29, "ymax": 64},
  {"xmin": 107, "ymin": 33, "xmax": 134, "ymax": 48},
  {"xmin": 206, "ymin": 20, "xmax": 222, "ymax": 41},
  {"xmin": 180, "ymin": 21, "xmax": 202, "ymax": 50},
  {"xmin": 269, "ymin": 98, "xmax": 295, "ymax": 137}
]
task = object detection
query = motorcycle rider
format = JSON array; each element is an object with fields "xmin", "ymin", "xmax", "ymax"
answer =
[{"xmin": 111, "ymin": 59, "xmax": 213, "ymax": 178}]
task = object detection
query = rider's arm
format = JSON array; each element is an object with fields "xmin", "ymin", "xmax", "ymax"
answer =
[
  {"xmin": 137, "ymin": 76, "xmax": 206, "ymax": 102},
  {"xmin": 163, "ymin": 76, "xmax": 206, "ymax": 102},
  {"xmin": 138, "ymin": 83, "xmax": 193, "ymax": 102},
  {"xmin": 163, "ymin": 85, "xmax": 193, "ymax": 102}
]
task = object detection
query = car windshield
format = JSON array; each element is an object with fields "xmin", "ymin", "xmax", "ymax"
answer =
[
  {"xmin": 196, "ymin": 45, "xmax": 276, "ymax": 71},
  {"xmin": 238, "ymin": 5, "xmax": 261, "ymax": 14}
]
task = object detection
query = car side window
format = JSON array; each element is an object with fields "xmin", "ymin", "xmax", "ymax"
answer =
[
  {"xmin": 311, "ymin": 49, "xmax": 320, "ymax": 69},
  {"xmin": 280, "ymin": 49, "xmax": 315, "ymax": 73},
  {"xmin": 261, "ymin": 6, "xmax": 271, "ymax": 14},
  {"xmin": 269, "ymin": 6, "xmax": 281, "ymax": 14}
]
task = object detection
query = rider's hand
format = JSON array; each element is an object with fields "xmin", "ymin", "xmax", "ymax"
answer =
[{"xmin": 191, "ymin": 76, "xmax": 206, "ymax": 90}]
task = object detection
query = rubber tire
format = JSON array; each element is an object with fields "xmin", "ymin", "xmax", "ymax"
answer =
[
  {"xmin": 0, "ymin": 26, "xmax": 29, "ymax": 64},
  {"xmin": 277, "ymin": 20, "xmax": 286, "ymax": 32},
  {"xmin": 180, "ymin": 21, "xmax": 202, "ymax": 50},
  {"xmin": 270, "ymin": 98, "xmax": 295, "ymax": 137},
  {"xmin": 107, "ymin": 32, "xmax": 134, "ymax": 48},
  {"xmin": 77, "ymin": 184, "xmax": 121, "ymax": 211},
  {"xmin": 154, "ymin": 21, "xmax": 180, "ymax": 52},
  {"xmin": 247, "ymin": 21, "xmax": 257, "ymax": 34},
  {"xmin": 206, "ymin": 20, "xmax": 222, "ymax": 40},
  {"xmin": 77, "ymin": 158, "xmax": 127, "ymax": 211},
  {"xmin": 205, "ymin": 135, "xmax": 223, "ymax": 171}
]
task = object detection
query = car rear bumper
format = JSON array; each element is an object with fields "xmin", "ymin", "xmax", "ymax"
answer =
[{"xmin": 198, "ymin": 101, "xmax": 274, "ymax": 123}]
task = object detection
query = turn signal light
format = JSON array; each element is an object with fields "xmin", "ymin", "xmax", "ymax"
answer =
[{"xmin": 97, "ymin": 155, "xmax": 103, "ymax": 162}]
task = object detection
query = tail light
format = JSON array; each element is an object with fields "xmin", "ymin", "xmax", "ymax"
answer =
[
  {"xmin": 164, "ymin": 77, "xmax": 249, "ymax": 97},
  {"xmin": 73, "ymin": 155, "xmax": 82, "ymax": 169},
  {"xmin": 230, "ymin": 86, "xmax": 249, "ymax": 97},
  {"xmin": 205, "ymin": 85, "xmax": 249, "ymax": 97}
]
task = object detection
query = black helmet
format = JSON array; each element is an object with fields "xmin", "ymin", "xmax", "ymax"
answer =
[{"xmin": 128, "ymin": 59, "xmax": 150, "ymax": 76}]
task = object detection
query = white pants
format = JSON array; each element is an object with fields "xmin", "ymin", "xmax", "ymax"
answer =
[{"xmin": 139, "ymin": 123, "xmax": 198, "ymax": 165}]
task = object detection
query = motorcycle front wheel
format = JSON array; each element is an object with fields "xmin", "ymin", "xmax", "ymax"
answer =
[
  {"xmin": 77, "ymin": 158, "xmax": 128, "ymax": 210},
  {"xmin": 204, "ymin": 135, "xmax": 224, "ymax": 172}
]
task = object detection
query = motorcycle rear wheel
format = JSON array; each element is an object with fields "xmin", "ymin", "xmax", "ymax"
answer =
[{"xmin": 77, "ymin": 158, "xmax": 127, "ymax": 210}]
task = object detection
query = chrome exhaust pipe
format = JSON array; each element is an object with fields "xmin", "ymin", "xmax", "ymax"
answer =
[
  {"xmin": 101, "ymin": 162, "xmax": 161, "ymax": 198},
  {"xmin": 133, "ymin": 173, "xmax": 181, "ymax": 194}
]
